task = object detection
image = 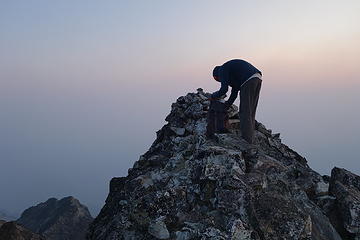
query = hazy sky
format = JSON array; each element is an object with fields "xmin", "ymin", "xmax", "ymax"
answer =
[{"xmin": 0, "ymin": 0, "xmax": 359, "ymax": 217}]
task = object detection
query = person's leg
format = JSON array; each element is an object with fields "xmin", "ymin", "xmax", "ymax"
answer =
[
  {"xmin": 252, "ymin": 79, "xmax": 262, "ymax": 128},
  {"xmin": 239, "ymin": 77, "xmax": 262, "ymax": 144}
]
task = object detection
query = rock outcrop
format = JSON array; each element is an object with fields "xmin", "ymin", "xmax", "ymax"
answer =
[
  {"xmin": 17, "ymin": 196, "xmax": 93, "ymax": 240},
  {"xmin": 327, "ymin": 167, "xmax": 360, "ymax": 239},
  {"xmin": 87, "ymin": 89, "xmax": 359, "ymax": 240},
  {"xmin": 0, "ymin": 221, "xmax": 45, "ymax": 240}
]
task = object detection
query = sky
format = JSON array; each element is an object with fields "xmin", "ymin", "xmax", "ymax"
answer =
[{"xmin": 0, "ymin": 0, "xmax": 359, "ymax": 217}]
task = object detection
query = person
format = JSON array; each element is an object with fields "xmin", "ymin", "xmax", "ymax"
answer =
[{"xmin": 210, "ymin": 59, "xmax": 262, "ymax": 144}]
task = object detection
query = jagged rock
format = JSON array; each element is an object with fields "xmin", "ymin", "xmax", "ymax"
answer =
[
  {"xmin": 315, "ymin": 180, "xmax": 329, "ymax": 196},
  {"xmin": 87, "ymin": 89, "xmax": 350, "ymax": 240},
  {"xmin": 17, "ymin": 196, "xmax": 93, "ymax": 240},
  {"xmin": 148, "ymin": 216, "xmax": 170, "ymax": 239},
  {"xmin": 329, "ymin": 167, "xmax": 360, "ymax": 239},
  {"xmin": 0, "ymin": 221, "xmax": 45, "ymax": 240},
  {"xmin": 230, "ymin": 219, "xmax": 252, "ymax": 240},
  {"xmin": 170, "ymin": 127, "xmax": 186, "ymax": 136}
]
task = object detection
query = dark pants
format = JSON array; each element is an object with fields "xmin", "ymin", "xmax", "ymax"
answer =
[{"xmin": 239, "ymin": 77, "xmax": 262, "ymax": 144}]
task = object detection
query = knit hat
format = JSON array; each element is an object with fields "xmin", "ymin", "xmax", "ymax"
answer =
[{"xmin": 212, "ymin": 66, "xmax": 221, "ymax": 78}]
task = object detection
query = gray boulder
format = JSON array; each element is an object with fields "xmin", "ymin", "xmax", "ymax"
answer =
[{"xmin": 329, "ymin": 167, "xmax": 360, "ymax": 239}]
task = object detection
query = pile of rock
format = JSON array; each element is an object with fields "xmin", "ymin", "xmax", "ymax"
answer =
[{"xmin": 88, "ymin": 89, "xmax": 360, "ymax": 240}]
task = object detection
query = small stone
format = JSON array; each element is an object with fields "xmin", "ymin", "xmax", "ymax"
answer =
[
  {"xmin": 203, "ymin": 227, "xmax": 226, "ymax": 239},
  {"xmin": 231, "ymin": 219, "xmax": 252, "ymax": 240},
  {"xmin": 135, "ymin": 175, "xmax": 154, "ymax": 188},
  {"xmin": 175, "ymin": 231, "xmax": 192, "ymax": 240},
  {"xmin": 198, "ymin": 93, "xmax": 208, "ymax": 101},
  {"xmin": 228, "ymin": 119, "xmax": 240, "ymax": 130},
  {"xmin": 315, "ymin": 180, "xmax": 329, "ymax": 196},
  {"xmin": 148, "ymin": 217, "xmax": 170, "ymax": 239},
  {"xmin": 272, "ymin": 133, "xmax": 281, "ymax": 139},
  {"xmin": 170, "ymin": 127, "xmax": 186, "ymax": 136},
  {"xmin": 193, "ymin": 119, "xmax": 207, "ymax": 135}
]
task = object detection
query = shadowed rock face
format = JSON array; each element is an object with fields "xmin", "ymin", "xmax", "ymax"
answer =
[
  {"xmin": 328, "ymin": 167, "xmax": 360, "ymax": 239},
  {"xmin": 87, "ymin": 89, "xmax": 356, "ymax": 240},
  {"xmin": 17, "ymin": 196, "xmax": 93, "ymax": 240},
  {"xmin": 0, "ymin": 220, "xmax": 6, "ymax": 228},
  {"xmin": 0, "ymin": 221, "xmax": 45, "ymax": 240}
]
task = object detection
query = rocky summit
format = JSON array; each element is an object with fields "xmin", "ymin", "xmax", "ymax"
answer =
[
  {"xmin": 87, "ymin": 89, "xmax": 360, "ymax": 240},
  {"xmin": 17, "ymin": 196, "xmax": 93, "ymax": 240}
]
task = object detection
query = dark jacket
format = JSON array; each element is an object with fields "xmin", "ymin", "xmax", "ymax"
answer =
[{"xmin": 211, "ymin": 59, "xmax": 261, "ymax": 105}]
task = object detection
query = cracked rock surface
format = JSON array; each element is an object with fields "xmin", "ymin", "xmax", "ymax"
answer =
[{"xmin": 87, "ymin": 89, "xmax": 359, "ymax": 240}]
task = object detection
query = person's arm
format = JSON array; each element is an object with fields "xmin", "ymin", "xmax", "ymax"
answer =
[
  {"xmin": 211, "ymin": 67, "xmax": 229, "ymax": 99},
  {"xmin": 225, "ymin": 88, "xmax": 238, "ymax": 106},
  {"xmin": 211, "ymin": 81, "xmax": 228, "ymax": 99}
]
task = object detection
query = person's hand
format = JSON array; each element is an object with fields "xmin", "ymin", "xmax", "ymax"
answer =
[
  {"xmin": 208, "ymin": 97, "xmax": 219, "ymax": 101},
  {"xmin": 224, "ymin": 101, "xmax": 232, "ymax": 109}
]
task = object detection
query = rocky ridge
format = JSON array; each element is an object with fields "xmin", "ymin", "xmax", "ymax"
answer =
[
  {"xmin": 17, "ymin": 196, "xmax": 93, "ymax": 240},
  {"xmin": 88, "ymin": 89, "xmax": 360, "ymax": 240}
]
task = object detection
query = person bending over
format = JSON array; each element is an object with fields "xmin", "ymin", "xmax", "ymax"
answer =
[{"xmin": 211, "ymin": 59, "xmax": 262, "ymax": 144}]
